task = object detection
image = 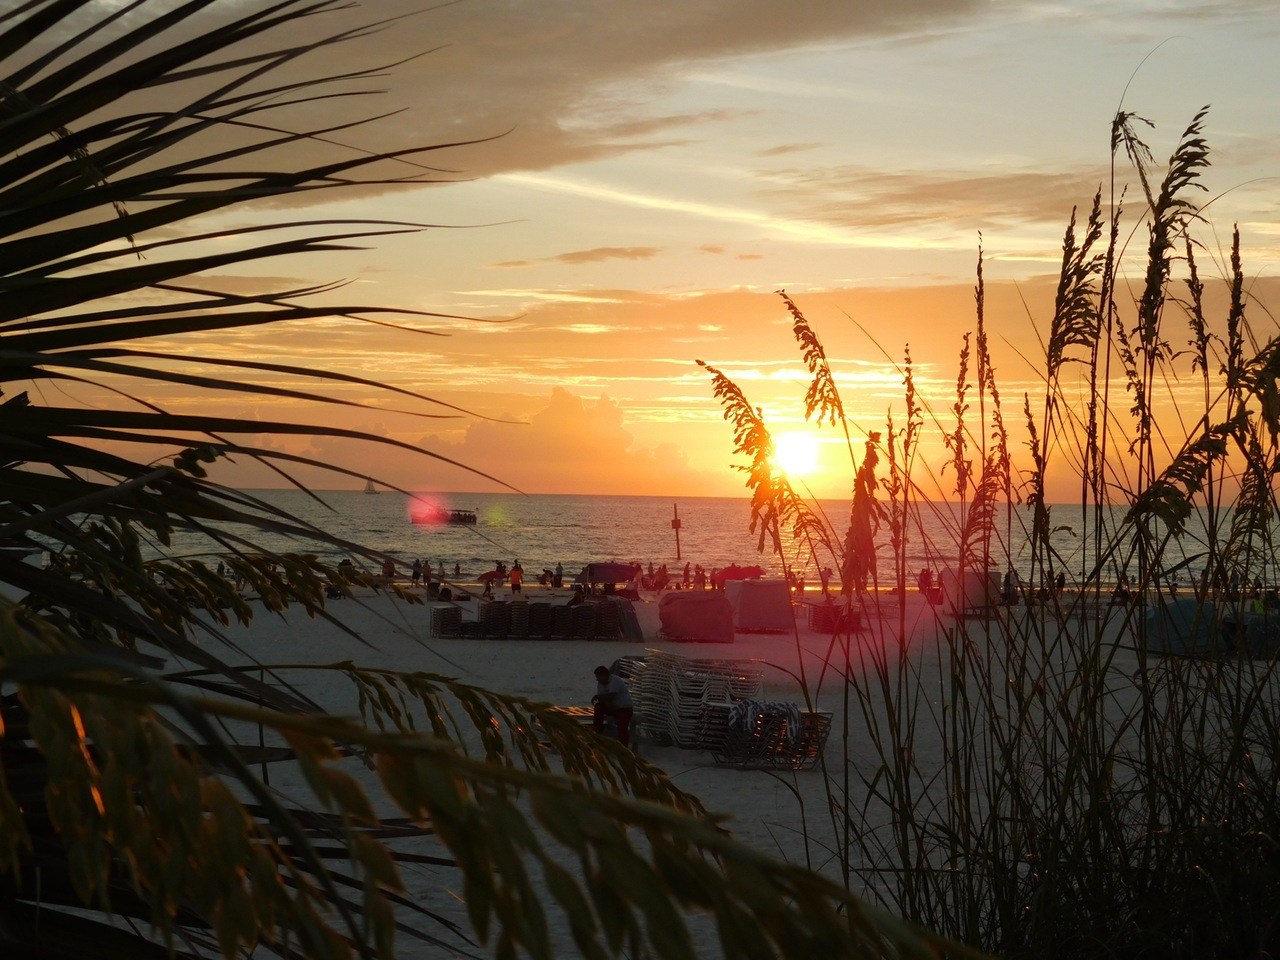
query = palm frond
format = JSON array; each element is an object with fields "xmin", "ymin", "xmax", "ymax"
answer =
[{"xmin": 0, "ymin": 4, "xmax": 961, "ymax": 958}]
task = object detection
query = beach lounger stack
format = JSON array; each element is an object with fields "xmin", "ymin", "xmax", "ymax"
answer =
[
  {"xmin": 629, "ymin": 650, "xmax": 764, "ymax": 750},
  {"xmin": 479, "ymin": 600, "xmax": 511, "ymax": 638},
  {"xmin": 593, "ymin": 601, "xmax": 622, "ymax": 641},
  {"xmin": 552, "ymin": 604, "xmax": 574, "ymax": 638},
  {"xmin": 508, "ymin": 600, "xmax": 530, "ymax": 638},
  {"xmin": 711, "ymin": 702, "xmax": 832, "ymax": 771},
  {"xmin": 528, "ymin": 601, "xmax": 553, "ymax": 638},
  {"xmin": 572, "ymin": 604, "xmax": 595, "ymax": 638},
  {"xmin": 808, "ymin": 603, "xmax": 860, "ymax": 633},
  {"xmin": 430, "ymin": 604, "xmax": 463, "ymax": 638},
  {"xmin": 611, "ymin": 655, "xmax": 647, "ymax": 684}
]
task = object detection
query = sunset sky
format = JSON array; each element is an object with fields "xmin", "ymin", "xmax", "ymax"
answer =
[{"xmin": 173, "ymin": 0, "xmax": 1279, "ymax": 501}]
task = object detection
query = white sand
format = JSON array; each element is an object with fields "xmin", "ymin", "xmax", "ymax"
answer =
[{"xmin": 200, "ymin": 585, "xmax": 988, "ymax": 957}]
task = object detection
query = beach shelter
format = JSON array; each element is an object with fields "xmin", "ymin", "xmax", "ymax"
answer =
[
  {"xmin": 577, "ymin": 561, "xmax": 642, "ymax": 587},
  {"xmin": 1223, "ymin": 610, "xmax": 1280, "ymax": 658},
  {"xmin": 657, "ymin": 591, "xmax": 734, "ymax": 643},
  {"xmin": 725, "ymin": 579, "xmax": 794, "ymax": 632},
  {"xmin": 603, "ymin": 595, "xmax": 644, "ymax": 641},
  {"xmin": 711, "ymin": 564, "xmax": 764, "ymax": 589},
  {"xmin": 1144, "ymin": 598, "xmax": 1222, "ymax": 656},
  {"xmin": 940, "ymin": 569, "xmax": 1000, "ymax": 614},
  {"xmin": 1245, "ymin": 614, "xmax": 1280, "ymax": 658}
]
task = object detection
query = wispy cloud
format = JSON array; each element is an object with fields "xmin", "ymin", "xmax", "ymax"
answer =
[
  {"xmin": 461, "ymin": 289, "xmax": 629, "ymax": 303},
  {"xmin": 500, "ymin": 171, "xmax": 977, "ymax": 249},
  {"xmin": 493, "ymin": 246, "xmax": 664, "ymax": 268},
  {"xmin": 751, "ymin": 163, "xmax": 1110, "ymax": 243},
  {"xmin": 756, "ymin": 142, "xmax": 826, "ymax": 158}
]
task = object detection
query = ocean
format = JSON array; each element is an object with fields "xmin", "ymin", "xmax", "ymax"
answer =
[
  {"xmin": 193, "ymin": 490, "xmax": 804, "ymax": 582},
  {"xmin": 164, "ymin": 490, "xmax": 1232, "ymax": 590}
]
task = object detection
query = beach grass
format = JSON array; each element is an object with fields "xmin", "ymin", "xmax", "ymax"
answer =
[{"xmin": 703, "ymin": 105, "xmax": 1280, "ymax": 960}]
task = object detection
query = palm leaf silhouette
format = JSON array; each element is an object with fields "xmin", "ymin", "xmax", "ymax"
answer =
[{"xmin": 0, "ymin": 3, "xmax": 957, "ymax": 959}]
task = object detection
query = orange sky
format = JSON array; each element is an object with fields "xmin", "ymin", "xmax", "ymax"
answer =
[{"xmin": 82, "ymin": 1, "xmax": 1280, "ymax": 502}]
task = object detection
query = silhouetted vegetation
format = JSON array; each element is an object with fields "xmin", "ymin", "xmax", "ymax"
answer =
[{"xmin": 705, "ymin": 105, "xmax": 1280, "ymax": 960}]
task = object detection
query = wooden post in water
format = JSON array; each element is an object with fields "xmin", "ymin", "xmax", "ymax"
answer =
[{"xmin": 671, "ymin": 503, "xmax": 682, "ymax": 560}]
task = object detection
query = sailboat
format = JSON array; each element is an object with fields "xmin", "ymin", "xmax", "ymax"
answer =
[{"xmin": 363, "ymin": 478, "xmax": 378, "ymax": 495}]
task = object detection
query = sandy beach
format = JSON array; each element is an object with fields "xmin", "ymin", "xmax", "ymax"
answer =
[
  {"xmin": 199, "ymin": 580, "xmax": 989, "ymax": 957},
  {"xmin": 170, "ymin": 563, "xmax": 1280, "ymax": 960}
]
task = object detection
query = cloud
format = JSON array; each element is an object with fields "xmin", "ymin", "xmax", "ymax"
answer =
[
  {"xmin": 552, "ymin": 247, "xmax": 663, "ymax": 265},
  {"xmin": 411, "ymin": 387, "xmax": 725, "ymax": 495},
  {"xmin": 756, "ymin": 142, "xmax": 826, "ymax": 157},
  {"xmin": 493, "ymin": 247, "xmax": 663, "ymax": 268},
  {"xmin": 94, "ymin": 0, "xmax": 984, "ymax": 199},
  {"xmin": 752, "ymin": 164, "xmax": 1108, "ymax": 234},
  {"xmin": 399, "ymin": 0, "xmax": 989, "ymax": 174}
]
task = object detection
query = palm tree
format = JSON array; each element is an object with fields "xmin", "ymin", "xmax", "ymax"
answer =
[{"xmin": 0, "ymin": 2, "xmax": 957, "ymax": 958}]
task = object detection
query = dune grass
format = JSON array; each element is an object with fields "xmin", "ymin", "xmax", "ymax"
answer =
[{"xmin": 704, "ymin": 105, "xmax": 1280, "ymax": 960}]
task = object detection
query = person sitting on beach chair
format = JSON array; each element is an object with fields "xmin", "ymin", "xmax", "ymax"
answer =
[{"xmin": 591, "ymin": 665, "xmax": 635, "ymax": 749}]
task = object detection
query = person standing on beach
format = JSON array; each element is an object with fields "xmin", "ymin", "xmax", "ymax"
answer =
[
  {"xmin": 820, "ymin": 567, "xmax": 832, "ymax": 595},
  {"xmin": 411, "ymin": 558, "xmax": 422, "ymax": 586},
  {"xmin": 553, "ymin": 561, "xmax": 563, "ymax": 588},
  {"xmin": 509, "ymin": 564, "xmax": 523, "ymax": 595},
  {"xmin": 591, "ymin": 665, "xmax": 635, "ymax": 749},
  {"xmin": 1003, "ymin": 568, "xmax": 1019, "ymax": 605}
]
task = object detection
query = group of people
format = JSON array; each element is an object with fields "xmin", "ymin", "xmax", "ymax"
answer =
[
  {"xmin": 481, "ymin": 560, "xmax": 527, "ymax": 597},
  {"xmin": 639, "ymin": 562, "xmax": 707, "ymax": 591},
  {"xmin": 408, "ymin": 558, "xmax": 463, "ymax": 586}
]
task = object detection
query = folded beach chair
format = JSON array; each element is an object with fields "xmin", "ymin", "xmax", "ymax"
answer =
[{"xmin": 712, "ymin": 701, "xmax": 832, "ymax": 771}]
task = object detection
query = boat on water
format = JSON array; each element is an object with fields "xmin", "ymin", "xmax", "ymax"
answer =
[
  {"xmin": 410, "ymin": 504, "xmax": 477, "ymax": 525},
  {"xmin": 363, "ymin": 478, "xmax": 377, "ymax": 495}
]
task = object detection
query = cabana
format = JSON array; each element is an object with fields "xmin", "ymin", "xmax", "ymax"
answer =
[
  {"xmin": 725, "ymin": 579, "xmax": 794, "ymax": 633},
  {"xmin": 657, "ymin": 591, "xmax": 734, "ymax": 643},
  {"xmin": 576, "ymin": 561, "xmax": 642, "ymax": 588},
  {"xmin": 1144, "ymin": 598, "xmax": 1223, "ymax": 656},
  {"xmin": 711, "ymin": 564, "xmax": 764, "ymax": 589}
]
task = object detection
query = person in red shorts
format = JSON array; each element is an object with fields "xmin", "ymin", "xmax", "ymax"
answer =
[{"xmin": 591, "ymin": 665, "xmax": 635, "ymax": 749}]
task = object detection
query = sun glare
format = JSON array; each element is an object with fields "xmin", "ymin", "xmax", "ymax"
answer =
[{"xmin": 771, "ymin": 432, "xmax": 821, "ymax": 478}]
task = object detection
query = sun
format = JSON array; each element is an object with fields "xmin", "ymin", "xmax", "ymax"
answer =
[{"xmin": 771, "ymin": 431, "xmax": 821, "ymax": 478}]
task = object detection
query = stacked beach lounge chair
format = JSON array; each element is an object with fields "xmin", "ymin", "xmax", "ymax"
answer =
[
  {"xmin": 628, "ymin": 650, "xmax": 764, "ymax": 750},
  {"xmin": 711, "ymin": 701, "xmax": 832, "ymax": 771},
  {"xmin": 432, "ymin": 597, "xmax": 641, "ymax": 641}
]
